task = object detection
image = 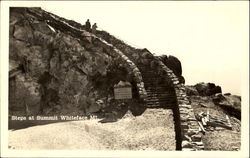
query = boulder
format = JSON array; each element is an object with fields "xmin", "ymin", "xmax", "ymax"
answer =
[
  {"xmin": 212, "ymin": 94, "xmax": 241, "ymax": 119},
  {"xmin": 158, "ymin": 55, "xmax": 182, "ymax": 76},
  {"xmin": 194, "ymin": 82, "xmax": 222, "ymax": 96},
  {"xmin": 185, "ymin": 85, "xmax": 199, "ymax": 96},
  {"xmin": 158, "ymin": 55, "xmax": 185, "ymax": 83}
]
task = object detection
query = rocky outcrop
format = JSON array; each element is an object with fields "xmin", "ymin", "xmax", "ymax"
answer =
[
  {"xmin": 186, "ymin": 82, "xmax": 241, "ymax": 120},
  {"xmin": 212, "ymin": 94, "xmax": 241, "ymax": 120},
  {"xmin": 9, "ymin": 7, "xmax": 146, "ymax": 116},
  {"xmin": 186, "ymin": 91, "xmax": 241, "ymax": 151},
  {"xmin": 185, "ymin": 85, "xmax": 199, "ymax": 96},
  {"xmin": 158, "ymin": 55, "xmax": 185, "ymax": 84},
  {"xmin": 186, "ymin": 82, "xmax": 222, "ymax": 96}
]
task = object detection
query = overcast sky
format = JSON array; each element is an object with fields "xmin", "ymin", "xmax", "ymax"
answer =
[{"xmin": 10, "ymin": 1, "xmax": 250, "ymax": 95}]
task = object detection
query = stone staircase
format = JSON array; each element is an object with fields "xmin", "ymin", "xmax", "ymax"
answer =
[
  {"xmin": 137, "ymin": 63, "xmax": 176, "ymax": 108},
  {"xmin": 22, "ymin": 7, "xmax": 203, "ymax": 150}
]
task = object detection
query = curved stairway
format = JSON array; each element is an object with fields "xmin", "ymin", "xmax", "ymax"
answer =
[{"xmin": 137, "ymin": 61, "xmax": 177, "ymax": 108}]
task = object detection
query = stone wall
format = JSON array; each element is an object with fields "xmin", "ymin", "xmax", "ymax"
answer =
[{"xmin": 153, "ymin": 56, "xmax": 204, "ymax": 151}]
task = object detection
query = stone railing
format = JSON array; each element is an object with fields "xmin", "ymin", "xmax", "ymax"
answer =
[
  {"xmin": 26, "ymin": 8, "xmax": 147, "ymax": 101},
  {"xmin": 94, "ymin": 30, "xmax": 141, "ymax": 64},
  {"xmin": 154, "ymin": 56, "xmax": 204, "ymax": 151}
]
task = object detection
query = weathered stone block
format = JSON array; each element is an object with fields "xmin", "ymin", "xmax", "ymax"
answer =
[
  {"xmin": 178, "ymin": 100, "xmax": 190, "ymax": 105},
  {"xmin": 187, "ymin": 117, "xmax": 197, "ymax": 121},
  {"xmin": 180, "ymin": 115, "xmax": 190, "ymax": 121},
  {"xmin": 191, "ymin": 134, "xmax": 202, "ymax": 142},
  {"xmin": 186, "ymin": 129, "xmax": 200, "ymax": 136},
  {"xmin": 179, "ymin": 104, "xmax": 192, "ymax": 109},
  {"xmin": 181, "ymin": 122, "xmax": 189, "ymax": 129},
  {"xmin": 182, "ymin": 141, "xmax": 194, "ymax": 148},
  {"xmin": 195, "ymin": 145, "xmax": 204, "ymax": 150},
  {"xmin": 182, "ymin": 134, "xmax": 192, "ymax": 141},
  {"xmin": 192, "ymin": 141, "xmax": 203, "ymax": 146}
]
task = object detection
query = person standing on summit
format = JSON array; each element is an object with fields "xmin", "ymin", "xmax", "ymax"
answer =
[
  {"xmin": 85, "ymin": 19, "xmax": 91, "ymax": 31},
  {"xmin": 92, "ymin": 23, "xmax": 97, "ymax": 34}
]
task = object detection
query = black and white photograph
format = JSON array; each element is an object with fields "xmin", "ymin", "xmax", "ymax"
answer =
[{"xmin": 1, "ymin": 1, "xmax": 249, "ymax": 157}]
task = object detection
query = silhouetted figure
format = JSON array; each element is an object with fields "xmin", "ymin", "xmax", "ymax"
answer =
[
  {"xmin": 92, "ymin": 23, "xmax": 97, "ymax": 34},
  {"xmin": 85, "ymin": 19, "xmax": 91, "ymax": 32}
]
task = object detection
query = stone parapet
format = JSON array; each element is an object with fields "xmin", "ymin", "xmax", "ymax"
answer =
[{"xmin": 153, "ymin": 57, "xmax": 204, "ymax": 151}]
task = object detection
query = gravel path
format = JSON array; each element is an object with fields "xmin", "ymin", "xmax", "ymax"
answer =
[{"xmin": 9, "ymin": 108, "xmax": 176, "ymax": 150}]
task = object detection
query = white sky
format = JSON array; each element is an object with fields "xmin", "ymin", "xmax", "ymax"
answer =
[{"xmin": 10, "ymin": 2, "xmax": 250, "ymax": 95}]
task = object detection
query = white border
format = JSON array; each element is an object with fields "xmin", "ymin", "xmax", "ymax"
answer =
[{"xmin": 1, "ymin": 1, "xmax": 249, "ymax": 157}]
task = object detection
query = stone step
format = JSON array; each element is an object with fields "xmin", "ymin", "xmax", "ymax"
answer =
[
  {"xmin": 144, "ymin": 83, "xmax": 168, "ymax": 86},
  {"xmin": 139, "ymin": 70, "xmax": 156, "ymax": 74},
  {"xmin": 145, "ymin": 99, "xmax": 176, "ymax": 103},
  {"xmin": 146, "ymin": 99, "xmax": 175, "ymax": 103},
  {"xmin": 140, "ymin": 70, "xmax": 156, "ymax": 73},
  {"xmin": 146, "ymin": 103, "xmax": 175, "ymax": 108},
  {"xmin": 144, "ymin": 83, "xmax": 170, "ymax": 87},
  {"xmin": 142, "ymin": 79, "xmax": 166, "ymax": 83},
  {"xmin": 146, "ymin": 83, "xmax": 170, "ymax": 88},
  {"xmin": 145, "ymin": 87, "xmax": 170, "ymax": 91},
  {"xmin": 138, "ymin": 68, "xmax": 151, "ymax": 71},
  {"xmin": 146, "ymin": 91, "xmax": 173, "ymax": 95},
  {"xmin": 146, "ymin": 93, "xmax": 175, "ymax": 97},
  {"xmin": 146, "ymin": 91, "xmax": 169, "ymax": 95},
  {"xmin": 144, "ymin": 83, "xmax": 167, "ymax": 87},
  {"xmin": 142, "ymin": 77, "xmax": 158, "ymax": 80},
  {"xmin": 141, "ymin": 72, "xmax": 158, "ymax": 76},
  {"xmin": 146, "ymin": 98, "xmax": 165, "ymax": 101},
  {"xmin": 146, "ymin": 96, "xmax": 176, "ymax": 100},
  {"xmin": 146, "ymin": 103, "xmax": 174, "ymax": 108},
  {"xmin": 137, "ymin": 65, "xmax": 151, "ymax": 69},
  {"xmin": 148, "ymin": 93, "xmax": 170, "ymax": 96},
  {"xmin": 142, "ymin": 76, "xmax": 165, "ymax": 80},
  {"xmin": 146, "ymin": 85, "xmax": 170, "ymax": 89}
]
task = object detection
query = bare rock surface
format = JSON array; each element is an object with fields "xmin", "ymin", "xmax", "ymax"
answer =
[
  {"xmin": 186, "ymin": 82, "xmax": 222, "ymax": 96},
  {"xmin": 9, "ymin": 8, "xmax": 134, "ymax": 116},
  {"xmin": 212, "ymin": 94, "xmax": 241, "ymax": 119}
]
